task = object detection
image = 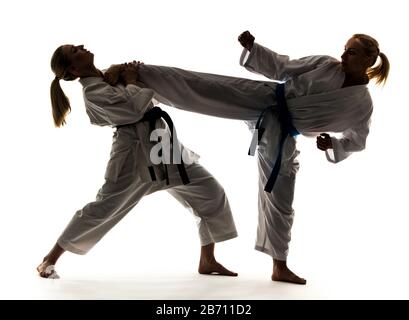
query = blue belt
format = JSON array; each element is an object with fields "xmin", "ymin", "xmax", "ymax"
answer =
[{"xmin": 248, "ymin": 83, "xmax": 299, "ymax": 193}]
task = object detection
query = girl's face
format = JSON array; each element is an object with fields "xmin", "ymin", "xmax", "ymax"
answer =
[
  {"xmin": 341, "ymin": 38, "xmax": 372, "ymax": 77},
  {"xmin": 61, "ymin": 44, "xmax": 94, "ymax": 76}
]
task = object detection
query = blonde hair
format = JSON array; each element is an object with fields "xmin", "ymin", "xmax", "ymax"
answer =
[
  {"xmin": 352, "ymin": 34, "xmax": 390, "ymax": 85},
  {"xmin": 50, "ymin": 46, "xmax": 78, "ymax": 127}
]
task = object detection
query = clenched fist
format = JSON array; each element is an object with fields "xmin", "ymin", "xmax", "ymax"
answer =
[
  {"xmin": 316, "ymin": 133, "xmax": 333, "ymax": 151},
  {"xmin": 104, "ymin": 61, "xmax": 143, "ymax": 86},
  {"xmin": 238, "ymin": 30, "xmax": 255, "ymax": 51}
]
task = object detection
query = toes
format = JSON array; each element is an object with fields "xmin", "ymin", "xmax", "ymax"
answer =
[
  {"xmin": 209, "ymin": 270, "xmax": 237, "ymax": 276},
  {"xmin": 272, "ymin": 274, "xmax": 307, "ymax": 285},
  {"xmin": 198, "ymin": 261, "xmax": 238, "ymax": 277},
  {"xmin": 206, "ymin": 264, "xmax": 238, "ymax": 276},
  {"xmin": 37, "ymin": 264, "xmax": 60, "ymax": 279},
  {"xmin": 36, "ymin": 263, "xmax": 45, "ymax": 274},
  {"xmin": 218, "ymin": 268, "xmax": 238, "ymax": 277},
  {"xmin": 224, "ymin": 271, "xmax": 238, "ymax": 277},
  {"xmin": 290, "ymin": 274, "xmax": 306, "ymax": 285}
]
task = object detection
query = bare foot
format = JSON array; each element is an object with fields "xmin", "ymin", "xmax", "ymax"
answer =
[
  {"xmin": 37, "ymin": 259, "xmax": 60, "ymax": 279},
  {"xmin": 272, "ymin": 261, "xmax": 306, "ymax": 285},
  {"xmin": 198, "ymin": 259, "xmax": 238, "ymax": 277}
]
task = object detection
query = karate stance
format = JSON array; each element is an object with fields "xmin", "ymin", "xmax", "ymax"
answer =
[
  {"xmin": 106, "ymin": 32, "xmax": 389, "ymax": 284},
  {"xmin": 37, "ymin": 45, "xmax": 238, "ymax": 279}
]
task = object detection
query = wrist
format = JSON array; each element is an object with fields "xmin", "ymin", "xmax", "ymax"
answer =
[
  {"xmin": 125, "ymin": 79, "xmax": 138, "ymax": 86},
  {"xmin": 123, "ymin": 75, "xmax": 138, "ymax": 86}
]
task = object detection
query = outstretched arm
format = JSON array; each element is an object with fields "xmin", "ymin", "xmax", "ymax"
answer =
[{"xmin": 238, "ymin": 30, "xmax": 329, "ymax": 81}]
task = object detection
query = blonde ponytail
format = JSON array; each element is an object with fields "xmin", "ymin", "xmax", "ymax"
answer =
[
  {"xmin": 50, "ymin": 77, "xmax": 71, "ymax": 127},
  {"xmin": 50, "ymin": 45, "xmax": 77, "ymax": 127},
  {"xmin": 367, "ymin": 51, "xmax": 390, "ymax": 86}
]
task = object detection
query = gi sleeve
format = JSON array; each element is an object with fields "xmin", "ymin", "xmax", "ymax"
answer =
[
  {"xmin": 240, "ymin": 42, "xmax": 330, "ymax": 81},
  {"xmin": 325, "ymin": 121, "xmax": 370, "ymax": 163},
  {"xmin": 84, "ymin": 80, "xmax": 154, "ymax": 126}
]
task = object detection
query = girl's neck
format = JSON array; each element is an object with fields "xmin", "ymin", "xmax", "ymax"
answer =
[
  {"xmin": 79, "ymin": 66, "xmax": 103, "ymax": 79},
  {"xmin": 343, "ymin": 73, "xmax": 369, "ymax": 88}
]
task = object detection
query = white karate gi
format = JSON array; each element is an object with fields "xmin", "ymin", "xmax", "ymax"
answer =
[
  {"xmin": 57, "ymin": 77, "xmax": 237, "ymax": 255},
  {"xmin": 136, "ymin": 43, "xmax": 372, "ymax": 260}
]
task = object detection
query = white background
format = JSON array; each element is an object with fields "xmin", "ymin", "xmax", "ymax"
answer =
[{"xmin": 0, "ymin": 0, "xmax": 408, "ymax": 299}]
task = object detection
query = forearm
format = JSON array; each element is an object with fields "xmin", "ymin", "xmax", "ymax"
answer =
[
  {"xmin": 325, "ymin": 134, "xmax": 367, "ymax": 164},
  {"xmin": 123, "ymin": 75, "xmax": 139, "ymax": 86},
  {"xmin": 240, "ymin": 43, "xmax": 289, "ymax": 80}
]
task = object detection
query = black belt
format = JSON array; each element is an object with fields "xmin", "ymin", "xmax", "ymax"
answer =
[
  {"xmin": 117, "ymin": 107, "xmax": 190, "ymax": 185},
  {"xmin": 248, "ymin": 83, "xmax": 299, "ymax": 193}
]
